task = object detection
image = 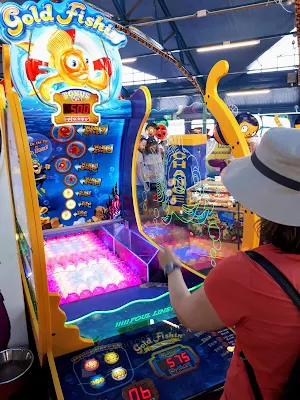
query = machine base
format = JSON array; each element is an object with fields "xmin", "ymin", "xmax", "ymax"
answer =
[{"xmin": 54, "ymin": 318, "xmax": 235, "ymax": 400}]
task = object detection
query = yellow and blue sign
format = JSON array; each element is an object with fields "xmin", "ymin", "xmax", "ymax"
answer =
[
  {"xmin": 1, "ymin": 0, "xmax": 130, "ymax": 228},
  {"xmin": 0, "ymin": 1, "xmax": 127, "ymax": 45}
]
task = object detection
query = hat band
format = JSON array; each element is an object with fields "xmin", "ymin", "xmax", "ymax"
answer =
[{"xmin": 251, "ymin": 152, "xmax": 300, "ymax": 192}]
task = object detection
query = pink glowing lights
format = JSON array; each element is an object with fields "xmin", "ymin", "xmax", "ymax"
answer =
[{"xmin": 45, "ymin": 232, "xmax": 141, "ymax": 304}]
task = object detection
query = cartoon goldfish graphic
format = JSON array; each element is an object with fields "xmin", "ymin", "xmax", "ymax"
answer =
[
  {"xmin": 58, "ymin": 126, "xmax": 72, "ymax": 139},
  {"xmin": 19, "ymin": 29, "xmax": 111, "ymax": 102},
  {"xmin": 69, "ymin": 144, "xmax": 83, "ymax": 156}
]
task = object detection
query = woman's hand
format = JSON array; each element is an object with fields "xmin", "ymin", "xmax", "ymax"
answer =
[{"xmin": 158, "ymin": 246, "xmax": 181, "ymax": 272}]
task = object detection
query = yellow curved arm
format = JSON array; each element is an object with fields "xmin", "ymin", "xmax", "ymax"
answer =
[
  {"xmin": 274, "ymin": 114, "xmax": 283, "ymax": 127},
  {"xmin": 205, "ymin": 60, "xmax": 249, "ymax": 159},
  {"xmin": 204, "ymin": 60, "xmax": 259, "ymax": 251},
  {"xmin": 0, "ymin": 85, "xmax": 5, "ymax": 111}
]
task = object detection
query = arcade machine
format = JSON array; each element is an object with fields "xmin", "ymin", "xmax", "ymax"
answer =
[
  {"xmin": 141, "ymin": 110, "xmax": 260, "ymax": 274},
  {"xmin": 0, "ymin": 1, "xmax": 258, "ymax": 399}
]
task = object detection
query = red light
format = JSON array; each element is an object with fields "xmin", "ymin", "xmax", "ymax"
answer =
[
  {"xmin": 128, "ymin": 386, "xmax": 152, "ymax": 400},
  {"xmin": 63, "ymin": 104, "xmax": 91, "ymax": 114},
  {"xmin": 167, "ymin": 352, "xmax": 191, "ymax": 367},
  {"xmin": 158, "ymin": 351, "xmax": 191, "ymax": 372}
]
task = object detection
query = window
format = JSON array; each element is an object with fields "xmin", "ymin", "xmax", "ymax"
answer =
[
  {"xmin": 247, "ymin": 30, "xmax": 298, "ymax": 73},
  {"xmin": 254, "ymin": 114, "xmax": 291, "ymax": 137},
  {"xmin": 122, "ymin": 66, "xmax": 167, "ymax": 86},
  {"xmin": 191, "ymin": 119, "xmax": 215, "ymax": 134},
  {"xmin": 167, "ymin": 119, "xmax": 185, "ymax": 135}
]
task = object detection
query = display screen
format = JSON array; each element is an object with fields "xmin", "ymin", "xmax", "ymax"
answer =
[
  {"xmin": 157, "ymin": 351, "xmax": 191, "ymax": 372},
  {"xmin": 63, "ymin": 104, "xmax": 91, "ymax": 114}
]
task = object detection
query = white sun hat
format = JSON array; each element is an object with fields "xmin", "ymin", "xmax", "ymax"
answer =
[{"xmin": 222, "ymin": 127, "xmax": 300, "ymax": 227}]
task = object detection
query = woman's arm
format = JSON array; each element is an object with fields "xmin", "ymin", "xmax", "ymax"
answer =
[{"xmin": 159, "ymin": 248, "xmax": 225, "ymax": 332}]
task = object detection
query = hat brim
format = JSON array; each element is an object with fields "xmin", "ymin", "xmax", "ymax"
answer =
[{"xmin": 222, "ymin": 156, "xmax": 300, "ymax": 226}]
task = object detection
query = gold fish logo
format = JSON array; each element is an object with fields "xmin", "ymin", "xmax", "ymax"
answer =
[{"xmin": 19, "ymin": 29, "xmax": 111, "ymax": 101}]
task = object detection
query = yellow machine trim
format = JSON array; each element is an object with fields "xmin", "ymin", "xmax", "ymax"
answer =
[
  {"xmin": 204, "ymin": 60, "xmax": 260, "ymax": 251},
  {"xmin": 48, "ymin": 351, "xmax": 64, "ymax": 400},
  {"xmin": 0, "ymin": 88, "xmax": 40, "ymax": 349},
  {"xmin": 3, "ymin": 44, "xmax": 52, "ymax": 364},
  {"xmin": 3, "ymin": 44, "xmax": 94, "ymax": 360},
  {"xmin": 131, "ymin": 87, "xmax": 207, "ymax": 280},
  {"xmin": 50, "ymin": 293, "xmax": 93, "ymax": 358},
  {"xmin": 168, "ymin": 134, "xmax": 207, "ymax": 146}
]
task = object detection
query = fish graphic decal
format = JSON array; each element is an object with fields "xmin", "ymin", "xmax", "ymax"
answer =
[{"xmin": 19, "ymin": 29, "xmax": 112, "ymax": 102}]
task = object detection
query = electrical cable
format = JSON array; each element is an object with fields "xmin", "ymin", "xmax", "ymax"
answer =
[{"xmin": 275, "ymin": 0, "xmax": 293, "ymax": 13}]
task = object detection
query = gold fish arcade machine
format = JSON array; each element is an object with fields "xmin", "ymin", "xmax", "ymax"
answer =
[
  {"xmin": 0, "ymin": 1, "xmax": 259, "ymax": 399},
  {"xmin": 141, "ymin": 105, "xmax": 261, "ymax": 278}
]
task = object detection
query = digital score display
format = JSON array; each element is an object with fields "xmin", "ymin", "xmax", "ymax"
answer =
[
  {"xmin": 63, "ymin": 104, "xmax": 91, "ymax": 114},
  {"xmin": 149, "ymin": 345, "xmax": 199, "ymax": 380},
  {"xmin": 52, "ymin": 89, "xmax": 100, "ymax": 126},
  {"xmin": 122, "ymin": 379, "xmax": 159, "ymax": 400},
  {"xmin": 157, "ymin": 351, "xmax": 191, "ymax": 372}
]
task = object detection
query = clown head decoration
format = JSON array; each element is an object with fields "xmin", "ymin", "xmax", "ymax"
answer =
[
  {"xmin": 236, "ymin": 113, "xmax": 259, "ymax": 142},
  {"xmin": 155, "ymin": 124, "xmax": 168, "ymax": 141},
  {"xmin": 145, "ymin": 123, "xmax": 158, "ymax": 138}
]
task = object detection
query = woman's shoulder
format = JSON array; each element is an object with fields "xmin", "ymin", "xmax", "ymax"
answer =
[
  {"xmin": 218, "ymin": 244, "xmax": 281, "ymax": 268},
  {"xmin": 211, "ymin": 245, "xmax": 275, "ymax": 277}
]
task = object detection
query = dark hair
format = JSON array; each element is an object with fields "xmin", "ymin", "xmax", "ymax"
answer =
[
  {"xmin": 145, "ymin": 137, "xmax": 158, "ymax": 154},
  {"xmin": 146, "ymin": 123, "xmax": 158, "ymax": 130},
  {"xmin": 140, "ymin": 136, "xmax": 147, "ymax": 142},
  {"xmin": 236, "ymin": 113, "xmax": 259, "ymax": 127},
  {"xmin": 259, "ymin": 218, "xmax": 300, "ymax": 254}
]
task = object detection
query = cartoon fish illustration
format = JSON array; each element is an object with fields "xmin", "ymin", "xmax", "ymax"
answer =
[
  {"xmin": 69, "ymin": 143, "xmax": 83, "ymax": 156},
  {"xmin": 58, "ymin": 126, "xmax": 72, "ymax": 139},
  {"xmin": 18, "ymin": 29, "xmax": 112, "ymax": 102},
  {"xmin": 58, "ymin": 160, "xmax": 67, "ymax": 170}
]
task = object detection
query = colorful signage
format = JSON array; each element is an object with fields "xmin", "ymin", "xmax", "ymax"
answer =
[
  {"xmin": 1, "ymin": 0, "xmax": 129, "ymax": 228},
  {"xmin": 0, "ymin": 1, "xmax": 126, "ymax": 45}
]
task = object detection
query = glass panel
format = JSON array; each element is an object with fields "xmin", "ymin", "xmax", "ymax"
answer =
[
  {"xmin": 247, "ymin": 30, "xmax": 298, "ymax": 72},
  {"xmin": 136, "ymin": 131, "xmax": 242, "ymax": 277},
  {"xmin": 4, "ymin": 108, "xmax": 37, "ymax": 314}
]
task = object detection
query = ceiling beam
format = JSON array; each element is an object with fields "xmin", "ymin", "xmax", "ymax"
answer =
[
  {"xmin": 156, "ymin": 0, "xmax": 204, "ymax": 86},
  {"xmin": 127, "ymin": 0, "xmax": 143, "ymax": 17},
  {"xmin": 154, "ymin": 0, "xmax": 163, "ymax": 47},
  {"xmin": 122, "ymin": 32, "xmax": 294, "ymax": 60},
  {"xmin": 112, "ymin": 0, "xmax": 128, "ymax": 22},
  {"xmin": 130, "ymin": 0, "xmax": 292, "ymax": 27},
  {"xmin": 124, "ymin": 70, "xmax": 296, "ymax": 97}
]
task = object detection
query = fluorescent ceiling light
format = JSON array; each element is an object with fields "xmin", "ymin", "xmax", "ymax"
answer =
[
  {"xmin": 122, "ymin": 57, "xmax": 137, "ymax": 63},
  {"xmin": 197, "ymin": 40, "xmax": 260, "ymax": 53},
  {"xmin": 227, "ymin": 89, "xmax": 270, "ymax": 96}
]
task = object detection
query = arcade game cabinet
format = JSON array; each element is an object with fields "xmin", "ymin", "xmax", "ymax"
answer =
[
  {"xmin": 138, "ymin": 72, "xmax": 259, "ymax": 279},
  {"xmin": 0, "ymin": 1, "xmax": 258, "ymax": 399}
]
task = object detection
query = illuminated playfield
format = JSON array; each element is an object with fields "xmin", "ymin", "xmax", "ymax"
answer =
[{"xmin": 45, "ymin": 232, "xmax": 142, "ymax": 304}]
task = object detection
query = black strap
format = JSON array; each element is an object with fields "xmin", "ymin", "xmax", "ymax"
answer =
[
  {"xmin": 251, "ymin": 152, "xmax": 300, "ymax": 192},
  {"xmin": 239, "ymin": 251, "xmax": 300, "ymax": 400},
  {"xmin": 240, "ymin": 350, "xmax": 263, "ymax": 400}
]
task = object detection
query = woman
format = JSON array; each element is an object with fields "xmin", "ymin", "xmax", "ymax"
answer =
[
  {"xmin": 159, "ymin": 127, "xmax": 300, "ymax": 399},
  {"xmin": 144, "ymin": 137, "xmax": 164, "ymax": 191}
]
